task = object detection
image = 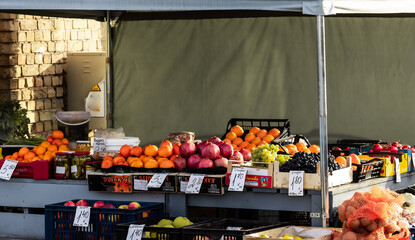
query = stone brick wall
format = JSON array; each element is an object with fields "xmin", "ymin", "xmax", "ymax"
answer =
[{"xmin": 0, "ymin": 13, "xmax": 106, "ymax": 138}]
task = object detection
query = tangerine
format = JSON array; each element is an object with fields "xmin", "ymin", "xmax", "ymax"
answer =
[
  {"xmin": 226, "ymin": 132, "xmax": 237, "ymax": 141},
  {"xmin": 130, "ymin": 159, "xmax": 143, "ymax": 168},
  {"xmin": 113, "ymin": 156, "xmax": 126, "ymax": 165},
  {"xmin": 244, "ymin": 133, "xmax": 255, "ymax": 142},
  {"xmin": 157, "ymin": 157, "xmax": 169, "ymax": 165},
  {"xmin": 58, "ymin": 145, "xmax": 69, "ymax": 152},
  {"xmin": 101, "ymin": 160, "xmax": 113, "ymax": 169},
  {"xmin": 52, "ymin": 139, "xmax": 63, "ymax": 147},
  {"xmin": 142, "ymin": 156, "xmax": 154, "ymax": 164},
  {"xmin": 139, "ymin": 155, "xmax": 146, "ymax": 161},
  {"xmin": 144, "ymin": 159, "xmax": 159, "ymax": 169},
  {"xmin": 158, "ymin": 146, "xmax": 173, "ymax": 158},
  {"xmin": 173, "ymin": 143, "xmax": 181, "ymax": 155},
  {"xmin": 160, "ymin": 160, "xmax": 174, "ymax": 169},
  {"xmin": 235, "ymin": 147, "xmax": 241, "ymax": 151},
  {"xmin": 231, "ymin": 144, "xmax": 238, "ymax": 150},
  {"xmin": 240, "ymin": 141, "xmax": 249, "ymax": 149},
  {"xmin": 257, "ymin": 129, "xmax": 268, "ymax": 139},
  {"xmin": 222, "ymin": 139, "xmax": 232, "ymax": 144},
  {"xmin": 269, "ymin": 128, "xmax": 281, "ymax": 138},
  {"xmin": 335, "ymin": 156, "xmax": 347, "ymax": 167},
  {"xmin": 257, "ymin": 140, "xmax": 267, "ymax": 146},
  {"xmin": 249, "ymin": 127, "xmax": 261, "ymax": 135},
  {"xmin": 103, "ymin": 156, "xmax": 114, "ymax": 162},
  {"xmin": 62, "ymin": 138, "xmax": 69, "ymax": 145},
  {"xmin": 52, "ymin": 130, "xmax": 64, "ymax": 139},
  {"xmin": 4, "ymin": 155, "xmax": 13, "ymax": 160},
  {"xmin": 43, "ymin": 154, "xmax": 53, "ymax": 161},
  {"xmin": 19, "ymin": 147, "xmax": 30, "ymax": 157},
  {"xmin": 144, "ymin": 145, "xmax": 158, "ymax": 157},
  {"xmin": 252, "ymin": 137, "xmax": 262, "ymax": 145},
  {"xmin": 47, "ymin": 145, "xmax": 58, "ymax": 152},
  {"xmin": 127, "ymin": 157, "xmax": 139, "ymax": 165},
  {"xmin": 31, "ymin": 156, "xmax": 41, "ymax": 162},
  {"xmin": 36, "ymin": 146, "xmax": 47, "ymax": 156},
  {"xmin": 230, "ymin": 125, "xmax": 244, "ymax": 137},
  {"xmin": 32, "ymin": 146, "xmax": 39, "ymax": 154},
  {"xmin": 40, "ymin": 141, "xmax": 51, "ymax": 148},
  {"xmin": 246, "ymin": 143, "xmax": 256, "ymax": 151},
  {"xmin": 12, "ymin": 152, "xmax": 19, "ymax": 160},
  {"xmin": 120, "ymin": 144, "xmax": 132, "ymax": 158},
  {"xmin": 263, "ymin": 134, "xmax": 275, "ymax": 144},
  {"xmin": 232, "ymin": 137, "xmax": 243, "ymax": 146},
  {"xmin": 309, "ymin": 145, "xmax": 320, "ymax": 153},
  {"xmin": 130, "ymin": 146, "xmax": 143, "ymax": 157},
  {"xmin": 160, "ymin": 140, "xmax": 173, "ymax": 149}
]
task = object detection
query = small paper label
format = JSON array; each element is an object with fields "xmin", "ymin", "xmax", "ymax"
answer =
[
  {"xmin": 289, "ymin": 171, "xmax": 304, "ymax": 196},
  {"xmin": 126, "ymin": 224, "xmax": 145, "ymax": 240},
  {"xmin": 228, "ymin": 168, "xmax": 247, "ymax": 192},
  {"xmin": 147, "ymin": 173, "xmax": 168, "ymax": 189},
  {"xmin": 226, "ymin": 226, "xmax": 242, "ymax": 230},
  {"xmin": 0, "ymin": 160, "xmax": 18, "ymax": 181},
  {"xmin": 56, "ymin": 166, "xmax": 65, "ymax": 174},
  {"xmin": 180, "ymin": 181, "xmax": 188, "ymax": 192},
  {"xmin": 93, "ymin": 137, "xmax": 106, "ymax": 153},
  {"xmin": 73, "ymin": 206, "xmax": 91, "ymax": 227},
  {"xmin": 396, "ymin": 158, "xmax": 401, "ymax": 183},
  {"xmin": 71, "ymin": 165, "xmax": 77, "ymax": 173},
  {"xmin": 134, "ymin": 179, "xmax": 148, "ymax": 191},
  {"xmin": 185, "ymin": 174, "xmax": 205, "ymax": 194}
]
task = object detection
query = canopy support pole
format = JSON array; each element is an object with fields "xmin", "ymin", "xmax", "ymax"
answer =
[
  {"xmin": 317, "ymin": 14, "xmax": 329, "ymax": 227},
  {"xmin": 106, "ymin": 10, "xmax": 114, "ymax": 128}
]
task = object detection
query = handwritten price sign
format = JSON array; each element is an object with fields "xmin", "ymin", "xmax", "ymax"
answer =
[
  {"xmin": 289, "ymin": 171, "xmax": 304, "ymax": 196},
  {"xmin": 93, "ymin": 137, "xmax": 106, "ymax": 153},
  {"xmin": 147, "ymin": 173, "xmax": 168, "ymax": 189},
  {"xmin": 0, "ymin": 160, "xmax": 18, "ymax": 180},
  {"xmin": 126, "ymin": 224, "xmax": 145, "ymax": 240},
  {"xmin": 227, "ymin": 168, "xmax": 247, "ymax": 192},
  {"xmin": 185, "ymin": 174, "xmax": 205, "ymax": 194},
  {"xmin": 73, "ymin": 206, "xmax": 91, "ymax": 227}
]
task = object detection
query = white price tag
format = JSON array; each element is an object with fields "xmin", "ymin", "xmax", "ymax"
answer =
[
  {"xmin": 56, "ymin": 166, "xmax": 65, "ymax": 174},
  {"xmin": 71, "ymin": 165, "xmax": 77, "ymax": 173},
  {"xmin": 147, "ymin": 173, "xmax": 168, "ymax": 189},
  {"xmin": 73, "ymin": 206, "xmax": 91, "ymax": 227},
  {"xmin": 180, "ymin": 181, "xmax": 188, "ymax": 192},
  {"xmin": 289, "ymin": 171, "xmax": 304, "ymax": 196},
  {"xmin": 226, "ymin": 226, "xmax": 242, "ymax": 230},
  {"xmin": 227, "ymin": 168, "xmax": 247, "ymax": 192},
  {"xmin": 134, "ymin": 179, "xmax": 148, "ymax": 191},
  {"xmin": 126, "ymin": 224, "xmax": 145, "ymax": 240},
  {"xmin": 396, "ymin": 157, "xmax": 401, "ymax": 183},
  {"xmin": 185, "ymin": 174, "xmax": 205, "ymax": 194},
  {"xmin": 0, "ymin": 160, "xmax": 18, "ymax": 180},
  {"xmin": 93, "ymin": 138, "xmax": 106, "ymax": 153}
]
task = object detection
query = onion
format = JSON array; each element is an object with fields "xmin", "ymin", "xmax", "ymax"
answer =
[
  {"xmin": 239, "ymin": 148, "xmax": 251, "ymax": 161},
  {"xmin": 219, "ymin": 142, "xmax": 233, "ymax": 158},
  {"xmin": 187, "ymin": 154, "xmax": 202, "ymax": 169},
  {"xmin": 201, "ymin": 143, "xmax": 220, "ymax": 160},
  {"xmin": 180, "ymin": 141, "xmax": 196, "ymax": 157},
  {"xmin": 197, "ymin": 158, "xmax": 214, "ymax": 168},
  {"xmin": 214, "ymin": 157, "xmax": 228, "ymax": 168}
]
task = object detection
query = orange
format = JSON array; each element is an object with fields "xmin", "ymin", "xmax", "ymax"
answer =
[
  {"xmin": 142, "ymin": 156, "xmax": 154, "ymax": 164},
  {"xmin": 222, "ymin": 139, "xmax": 232, "ymax": 144},
  {"xmin": 19, "ymin": 147, "xmax": 30, "ymax": 157},
  {"xmin": 58, "ymin": 145, "xmax": 69, "ymax": 152},
  {"xmin": 101, "ymin": 160, "xmax": 113, "ymax": 169},
  {"xmin": 32, "ymin": 146, "xmax": 39, "ymax": 154},
  {"xmin": 244, "ymin": 133, "xmax": 255, "ymax": 142},
  {"xmin": 230, "ymin": 125, "xmax": 244, "ymax": 137},
  {"xmin": 45, "ymin": 151, "xmax": 56, "ymax": 158},
  {"xmin": 113, "ymin": 156, "xmax": 126, "ymax": 165},
  {"xmin": 116, "ymin": 160, "xmax": 128, "ymax": 166},
  {"xmin": 12, "ymin": 152, "xmax": 19, "ymax": 160},
  {"xmin": 160, "ymin": 160, "xmax": 175, "ymax": 169},
  {"xmin": 301, "ymin": 148, "xmax": 311, "ymax": 154},
  {"xmin": 240, "ymin": 141, "xmax": 249, "ymax": 149},
  {"xmin": 173, "ymin": 143, "xmax": 181, "ymax": 155},
  {"xmin": 235, "ymin": 147, "xmax": 241, "ymax": 152},
  {"xmin": 257, "ymin": 129, "xmax": 268, "ymax": 139},
  {"xmin": 252, "ymin": 137, "xmax": 261, "ymax": 145},
  {"xmin": 130, "ymin": 159, "xmax": 143, "ymax": 168},
  {"xmin": 62, "ymin": 138, "xmax": 69, "ymax": 145},
  {"xmin": 280, "ymin": 146, "xmax": 289, "ymax": 154},
  {"xmin": 349, "ymin": 154, "xmax": 360, "ymax": 165},
  {"xmin": 257, "ymin": 140, "xmax": 267, "ymax": 146},
  {"xmin": 144, "ymin": 159, "xmax": 159, "ymax": 169},
  {"xmin": 36, "ymin": 146, "xmax": 47, "ymax": 156},
  {"xmin": 40, "ymin": 141, "xmax": 51, "ymax": 148},
  {"xmin": 158, "ymin": 146, "xmax": 173, "ymax": 158},
  {"xmin": 232, "ymin": 137, "xmax": 243, "ymax": 146},
  {"xmin": 231, "ymin": 144, "xmax": 238, "ymax": 150},
  {"xmin": 246, "ymin": 143, "xmax": 256, "ymax": 151},
  {"xmin": 289, "ymin": 149, "xmax": 299, "ymax": 155},
  {"xmin": 130, "ymin": 146, "xmax": 143, "ymax": 157},
  {"xmin": 52, "ymin": 130, "xmax": 64, "ymax": 139},
  {"xmin": 335, "ymin": 156, "xmax": 347, "ymax": 167},
  {"xmin": 269, "ymin": 128, "xmax": 281, "ymax": 138},
  {"xmin": 309, "ymin": 145, "xmax": 320, "ymax": 153},
  {"xmin": 5, "ymin": 155, "xmax": 14, "ymax": 160},
  {"xmin": 249, "ymin": 127, "xmax": 261, "ymax": 135},
  {"xmin": 47, "ymin": 145, "xmax": 58, "ymax": 152},
  {"xmin": 286, "ymin": 144, "xmax": 298, "ymax": 155},
  {"xmin": 52, "ymin": 139, "xmax": 63, "ymax": 147},
  {"xmin": 31, "ymin": 156, "xmax": 41, "ymax": 162},
  {"xmin": 226, "ymin": 132, "xmax": 237, "ymax": 141},
  {"xmin": 120, "ymin": 144, "xmax": 132, "ymax": 158},
  {"xmin": 160, "ymin": 140, "xmax": 173, "ymax": 149},
  {"xmin": 157, "ymin": 157, "xmax": 169, "ymax": 165},
  {"xmin": 103, "ymin": 156, "xmax": 114, "ymax": 162},
  {"xmin": 295, "ymin": 142, "xmax": 307, "ymax": 150},
  {"xmin": 127, "ymin": 157, "xmax": 139, "ymax": 165},
  {"xmin": 139, "ymin": 155, "xmax": 146, "ymax": 161},
  {"xmin": 263, "ymin": 134, "xmax": 275, "ymax": 144},
  {"xmin": 17, "ymin": 157, "xmax": 23, "ymax": 161},
  {"xmin": 43, "ymin": 154, "xmax": 53, "ymax": 161},
  {"xmin": 144, "ymin": 145, "xmax": 158, "ymax": 157}
]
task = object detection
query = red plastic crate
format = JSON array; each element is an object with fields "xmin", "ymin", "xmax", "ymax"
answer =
[{"xmin": 0, "ymin": 159, "xmax": 52, "ymax": 180}]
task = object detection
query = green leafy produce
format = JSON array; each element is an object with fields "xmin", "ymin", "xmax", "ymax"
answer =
[{"xmin": 0, "ymin": 100, "xmax": 31, "ymax": 142}]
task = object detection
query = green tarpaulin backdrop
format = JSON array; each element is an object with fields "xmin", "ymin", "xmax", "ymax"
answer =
[{"xmin": 114, "ymin": 13, "xmax": 415, "ymax": 145}]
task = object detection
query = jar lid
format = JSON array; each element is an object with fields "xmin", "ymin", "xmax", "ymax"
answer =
[
  {"xmin": 73, "ymin": 151, "xmax": 90, "ymax": 155},
  {"xmin": 56, "ymin": 152, "xmax": 69, "ymax": 155},
  {"xmin": 76, "ymin": 140, "xmax": 90, "ymax": 144}
]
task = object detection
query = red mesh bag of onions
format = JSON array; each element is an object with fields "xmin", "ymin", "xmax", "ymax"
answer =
[{"xmin": 332, "ymin": 186, "xmax": 410, "ymax": 240}]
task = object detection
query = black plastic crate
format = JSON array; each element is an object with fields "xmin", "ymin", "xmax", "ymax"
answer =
[
  {"xmin": 352, "ymin": 159, "xmax": 384, "ymax": 183},
  {"xmin": 274, "ymin": 135, "xmax": 311, "ymax": 149},
  {"xmin": 116, "ymin": 217, "xmax": 215, "ymax": 240},
  {"xmin": 181, "ymin": 218, "xmax": 288, "ymax": 240},
  {"xmin": 222, "ymin": 118, "xmax": 290, "ymax": 140},
  {"xmin": 45, "ymin": 199, "xmax": 164, "ymax": 240}
]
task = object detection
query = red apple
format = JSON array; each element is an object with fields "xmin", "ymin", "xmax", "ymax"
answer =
[
  {"xmin": 344, "ymin": 147, "xmax": 350, "ymax": 151},
  {"xmin": 76, "ymin": 199, "xmax": 89, "ymax": 207},
  {"xmin": 93, "ymin": 201, "xmax": 105, "ymax": 208},
  {"xmin": 411, "ymin": 148, "xmax": 415, "ymax": 153},
  {"xmin": 372, "ymin": 144, "xmax": 383, "ymax": 152},
  {"xmin": 392, "ymin": 141, "xmax": 399, "ymax": 147},
  {"xmin": 389, "ymin": 146, "xmax": 398, "ymax": 153},
  {"xmin": 368, "ymin": 150, "xmax": 373, "ymax": 153},
  {"xmin": 402, "ymin": 145, "xmax": 411, "ymax": 149},
  {"xmin": 103, "ymin": 203, "xmax": 115, "ymax": 208},
  {"xmin": 47, "ymin": 136, "xmax": 53, "ymax": 143},
  {"xmin": 334, "ymin": 147, "xmax": 342, "ymax": 151},
  {"xmin": 128, "ymin": 202, "xmax": 141, "ymax": 209},
  {"xmin": 64, "ymin": 201, "xmax": 75, "ymax": 206}
]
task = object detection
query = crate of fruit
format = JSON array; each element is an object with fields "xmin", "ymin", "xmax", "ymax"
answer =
[
  {"xmin": 45, "ymin": 199, "xmax": 164, "ymax": 240},
  {"xmin": 181, "ymin": 218, "xmax": 288, "ymax": 240},
  {"xmin": 116, "ymin": 216, "xmax": 215, "ymax": 240},
  {"xmin": 222, "ymin": 118, "xmax": 290, "ymax": 141},
  {"xmin": 0, "ymin": 159, "xmax": 52, "ymax": 180}
]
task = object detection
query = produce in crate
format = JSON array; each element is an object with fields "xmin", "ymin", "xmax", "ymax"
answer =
[
  {"xmin": 279, "ymin": 152, "xmax": 340, "ymax": 173},
  {"xmin": 251, "ymin": 143, "xmax": 290, "ymax": 167}
]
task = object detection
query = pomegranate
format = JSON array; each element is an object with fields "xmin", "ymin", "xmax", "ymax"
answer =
[
  {"xmin": 197, "ymin": 158, "xmax": 214, "ymax": 168},
  {"xmin": 187, "ymin": 154, "xmax": 202, "ymax": 169},
  {"xmin": 180, "ymin": 141, "xmax": 196, "ymax": 157},
  {"xmin": 229, "ymin": 151, "xmax": 243, "ymax": 164},
  {"xmin": 214, "ymin": 157, "xmax": 228, "ymax": 168},
  {"xmin": 239, "ymin": 148, "xmax": 251, "ymax": 161},
  {"xmin": 207, "ymin": 136, "xmax": 221, "ymax": 143},
  {"xmin": 219, "ymin": 142, "xmax": 233, "ymax": 158},
  {"xmin": 196, "ymin": 141, "xmax": 209, "ymax": 153},
  {"xmin": 201, "ymin": 143, "xmax": 220, "ymax": 160},
  {"xmin": 173, "ymin": 156, "xmax": 187, "ymax": 171}
]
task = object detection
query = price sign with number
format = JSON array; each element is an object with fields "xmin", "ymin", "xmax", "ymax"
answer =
[
  {"xmin": 0, "ymin": 160, "xmax": 18, "ymax": 180},
  {"xmin": 93, "ymin": 137, "xmax": 106, "ymax": 153},
  {"xmin": 396, "ymin": 158, "xmax": 401, "ymax": 183},
  {"xmin": 147, "ymin": 173, "xmax": 168, "ymax": 189},
  {"xmin": 126, "ymin": 224, "xmax": 145, "ymax": 240},
  {"xmin": 185, "ymin": 174, "xmax": 205, "ymax": 194},
  {"xmin": 289, "ymin": 171, "xmax": 304, "ymax": 196},
  {"xmin": 73, "ymin": 206, "xmax": 91, "ymax": 227},
  {"xmin": 228, "ymin": 168, "xmax": 247, "ymax": 192}
]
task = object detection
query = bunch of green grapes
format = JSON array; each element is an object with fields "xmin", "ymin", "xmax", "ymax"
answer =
[
  {"xmin": 276, "ymin": 154, "xmax": 291, "ymax": 166},
  {"xmin": 251, "ymin": 144, "xmax": 279, "ymax": 164}
]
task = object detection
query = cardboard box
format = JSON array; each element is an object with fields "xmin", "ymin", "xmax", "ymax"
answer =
[
  {"xmin": 132, "ymin": 173, "xmax": 177, "ymax": 193},
  {"xmin": 245, "ymin": 226, "xmax": 340, "ymax": 240},
  {"xmin": 177, "ymin": 173, "xmax": 225, "ymax": 195},
  {"xmin": 87, "ymin": 172, "xmax": 133, "ymax": 193},
  {"xmin": 225, "ymin": 162, "xmax": 278, "ymax": 188},
  {"xmin": 275, "ymin": 158, "xmax": 353, "ymax": 190},
  {"xmin": 368, "ymin": 152, "xmax": 408, "ymax": 176},
  {"xmin": 398, "ymin": 149, "xmax": 414, "ymax": 172}
]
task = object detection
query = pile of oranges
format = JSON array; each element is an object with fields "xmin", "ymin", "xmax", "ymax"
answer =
[
  {"xmin": 282, "ymin": 142, "xmax": 320, "ymax": 155},
  {"xmin": 223, "ymin": 125, "xmax": 281, "ymax": 152},
  {"xmin": 101, "ymin": 140, "xmax": 180, "ymax": 169},
  {"xmin": 4, "ymin": 130, "xmax": 70, "ymax": 162}
]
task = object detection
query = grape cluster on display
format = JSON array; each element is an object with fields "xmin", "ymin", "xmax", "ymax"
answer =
[
  {"xmin": 280, "ymin": 152, "xmax": 340, "ymax": 173},
  {"xmin": 251, "ymin": 144, "xmax": 290, "ymax": 166}
]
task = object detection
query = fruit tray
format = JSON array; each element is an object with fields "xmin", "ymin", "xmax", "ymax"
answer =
[
  {"xmin": 116, "ymin": 217, "xmax": 216, "ymax": 240},
  {"xmin": 0, "ymin": 159, "xmax": 52, "ymax": 180},
  {"xmin": 181, "ymin": 218, "xmax": 288, "ymax": 240},
  {"xmin": 45, "ymin": 199, "xmax": 164, "ymax": 240},
  {"xmin": 221, "ymin": 118, "xmax": 290, "ymax": 140},
  {"xmin": 352, "ymin": 158, "xmax": 384, "ymax": 183}
]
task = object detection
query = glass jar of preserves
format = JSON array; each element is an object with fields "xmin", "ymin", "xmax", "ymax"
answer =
[
  {"xmin": 76, "ymin": 140, "xmax": 91, "ymax": 152},
  {"xmin": 71, "ymin": 152, "xmax": 90, "ymax": 179},
  {"xmin": 54, "ymin": 152, "xmax": 71, "ymax": 179}
]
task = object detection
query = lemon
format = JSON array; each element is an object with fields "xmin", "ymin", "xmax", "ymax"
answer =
[
  {"xmin": 295, "ymin": 237, "xmax": 303, "ymax": 239},
  {"xmin": 283, "ymin": 234, "xmax": 294, "ymax": 238}
]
